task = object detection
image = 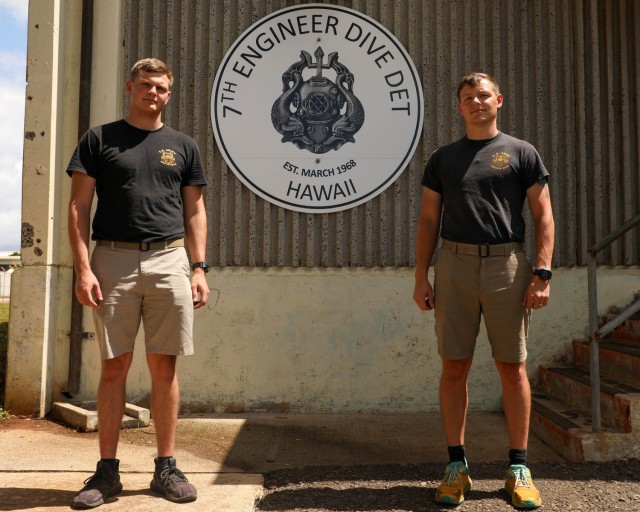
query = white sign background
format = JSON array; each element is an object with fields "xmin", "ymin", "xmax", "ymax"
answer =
[{"xmin": 212, "ymin": 4, "xmax": 424, "ymax": 213}]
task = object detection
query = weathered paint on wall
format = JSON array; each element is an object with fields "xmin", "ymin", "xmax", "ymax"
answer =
[{"xmin": 59, "ymin": 267, "xmax": 640, "ymax": 413}]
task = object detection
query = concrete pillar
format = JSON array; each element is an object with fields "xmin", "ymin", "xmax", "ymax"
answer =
[{"xmin": 5, "ymin": 0, "xmax": 80, "ymax": 416}]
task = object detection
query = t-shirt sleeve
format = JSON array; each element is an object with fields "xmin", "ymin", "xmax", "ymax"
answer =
[
  {"xmin": 421, "ymin": 149, "xmax": 442, "ymax": 193},
  {"xmin": 181, "ymin": 139, "xmax": 207, "ymax": 187},
  {"xmin": 65, "ymin": 128, "xmax": 100, "ymax": 178},
  {"xmin": 520, "ymin": 143, "xmax": 549, "ymax": 190}
]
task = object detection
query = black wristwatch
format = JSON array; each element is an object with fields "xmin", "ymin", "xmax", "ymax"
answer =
[
  {"xmin": 533, "ymin": 268, "xmax": 552, "ymax": 281},
  {"xmin": 191, "ymin": 261, "xmax": 209, "ymax": 273}
]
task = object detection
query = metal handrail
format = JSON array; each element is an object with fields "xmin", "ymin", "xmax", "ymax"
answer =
[{"xmin": 587, "ymin": 211, "xmax": 640, "ymax": 432}]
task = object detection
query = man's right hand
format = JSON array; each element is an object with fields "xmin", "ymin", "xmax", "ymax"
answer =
[
  {"xmin": 413, "ymin": 278, "xmax": 435, "ymax": 311},
  {"xmin": 75, "ymin": 269, "xmax": 103, "ymax": 308}
]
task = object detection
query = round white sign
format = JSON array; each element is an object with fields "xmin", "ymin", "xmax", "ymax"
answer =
[{"xmin": 212, "ymin": 4, "xmax": 424, "ymax": 213}]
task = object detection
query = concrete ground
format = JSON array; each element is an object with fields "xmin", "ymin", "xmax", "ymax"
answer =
[{"xmin": 0, "ymin": 412, "xmax": 565, "ymax": 511}]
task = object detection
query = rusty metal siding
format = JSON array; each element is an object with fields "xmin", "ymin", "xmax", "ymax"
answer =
[{"xmin": 122, "ymin": 0, "xmax": 640, "ymax": 268}]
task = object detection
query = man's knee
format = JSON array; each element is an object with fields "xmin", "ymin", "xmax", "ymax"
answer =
[
  {"xmin": 441, "ymin": 358, "xmax": 473, "ymax": 382},
  {"xmin": 147, "ymin": 354, "xmax": 178, "ymax": 382},
  {"xmin": 496, "ymin": 360, "xmax": 528, "ymax": 384},
  {"xmin": 101, "ymin": 352, "xmax": 133, "ymax": 381}
]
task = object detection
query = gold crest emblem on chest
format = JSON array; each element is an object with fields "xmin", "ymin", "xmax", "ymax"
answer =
[
  {"xmin": 491, "ymin": 151, "xmax": 511, "ymax": 170},
  {"xmin": 159, "ymin": 149, "xmax": 177, "ymax": 166}
]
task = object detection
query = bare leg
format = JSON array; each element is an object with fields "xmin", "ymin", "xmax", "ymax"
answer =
[
  {"xmin": 98, "ymin": 352, "xmax": 134, "ymax": 458},
  {"xmin": 495, "ymin": 360, "xmax": 531, "ymax": 450},
  {"xmin": 439, "ymin": 358, "xmax": 473, "ymax": 446},
  {"xmin": 147, "ymin": 353, "xmax": 179, "ymax": 456}
]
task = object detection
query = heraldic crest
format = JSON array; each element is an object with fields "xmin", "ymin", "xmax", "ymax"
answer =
[{"xmin": 271, "ymin": 47, "xmax": 365, "ymax": 154}]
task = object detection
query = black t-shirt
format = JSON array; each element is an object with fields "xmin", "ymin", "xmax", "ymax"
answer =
[
  {"xmin": 66, "ymin": 120, "xmax": 207, "ymax": 242},
  {"xmin": 422, "ymin": 132, "xmax": 549, "ymax": 244}
]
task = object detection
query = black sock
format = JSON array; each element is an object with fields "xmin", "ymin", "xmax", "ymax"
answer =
[
  {"xmin": 155, "ymin": 456, "xmax": 174, "ymax": 467},
  {"xmin": 509, "ymin": 449, "xmax": 527, "ymax": 466},
  {"xmin": 99, "ymin": 458, "xmax": 119, "ymax": 471},
  {"xmin": 448, "ymin": 445, "xmax": 466, "ymax": 464}
]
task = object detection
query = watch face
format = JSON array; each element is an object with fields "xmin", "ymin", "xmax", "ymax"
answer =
[{"xmin": 535, "ymin": 269, "xmax": 552, "ymax": 280}]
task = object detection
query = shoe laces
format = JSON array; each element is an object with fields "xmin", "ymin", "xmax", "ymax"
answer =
[
  {"xmin": 444, "ymin": 463, "xmax": 464, "ymax": 485},
  {"xmin": 511, "ymin": 466, "xmax": 532, "ymax": 489},
  {"xmin": 83, "ymin": 474, "xmax": 98, "ymax": 486},
  {"xmin": 159, "ymin": 466, "xmax": 188, "ymax": 486},
  {"xmin": 83, "ymin": 465, "xmax": 113, "ymax": 486}
]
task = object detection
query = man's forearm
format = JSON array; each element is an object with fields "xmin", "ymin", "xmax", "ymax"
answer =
[
  {"xmin": 68, "ymin": 202, "xmax": 92, "ymax": 274},
  {"xmin": 185, "ymin": 210, "xmax": 207, "ymax": 263},
  {"xmin": 534, "ymin": 213, "xmax": 554, "ymax": 269},
  {"xmin": 415, "ymin": 220, "xmax": 439, "ymax": 279}
]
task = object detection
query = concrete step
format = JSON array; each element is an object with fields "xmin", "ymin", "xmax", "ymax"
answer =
[
  {"xmin": 51, "ymin": 401, "xmax": 150, "ymax": 432},
  {"xmin": 531, "ymin": 391, "xmax": 640, "ymax": 462},
  {"xmin": 573, "ymin": 338, "xmax": 640, "ymax": 389},
  {"xmin": 605, "ymin": 311, "xmax": 640, "ymax": 343},
  {"xmin": 538, "ymin": 365, "xmax": 640, "ymax": 433}
]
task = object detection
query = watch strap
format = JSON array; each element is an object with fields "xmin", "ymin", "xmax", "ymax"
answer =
[{"xmin": 191, "ymin": 261, "xmax": 209, "ymax": 273}]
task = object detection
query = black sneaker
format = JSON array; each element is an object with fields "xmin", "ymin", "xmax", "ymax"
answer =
[
  {"xmin": 150, "ymin": 457, "xmax": 197, "ymax": 503},
  {"xmin": 73, "ymin": 460, "xmax": 123, "ymax": 509}
]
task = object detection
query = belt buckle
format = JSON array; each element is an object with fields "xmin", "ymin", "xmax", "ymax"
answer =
[
  {"xmin": 139, "ymin": 242, "xmax": 151, "ymax": 251},
  {"xmin": 478, "ymin": 243, "xmax": 490, "ymax": 258}
]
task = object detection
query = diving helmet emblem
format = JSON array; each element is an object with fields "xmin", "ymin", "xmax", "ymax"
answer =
[{"xmin": 271, "ymin": 47, "xmax": 365, "ymax": 154}]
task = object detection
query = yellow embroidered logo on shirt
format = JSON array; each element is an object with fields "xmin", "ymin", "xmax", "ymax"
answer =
[
  {"xmin": 159, "ymin": 149, "xmax": 177, "ymax": 166},
  {"xmin": 491, "ymin": 151, "xmax": 511, "ymax": 170}
]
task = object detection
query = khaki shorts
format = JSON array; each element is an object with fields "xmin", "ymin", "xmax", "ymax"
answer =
[
  {"xmin": 433, "ymin": 240, "xmax": 532, "ymax": 363},
  {"xmin": 91, "ymin": 245, "xmax": 194, "ymax": 359}
]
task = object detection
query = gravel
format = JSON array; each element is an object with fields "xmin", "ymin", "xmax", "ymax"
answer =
[{"xmin": 257, "ymin": 460, "xmax": 640, "ymax": 511}]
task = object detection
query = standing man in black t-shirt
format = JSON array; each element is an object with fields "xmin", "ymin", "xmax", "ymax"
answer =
[
  {"xmin": 67, "ymin": 58, "xmax": 209, "ymax": 508},
  {"xmin": 413, "ymin": 72, "xmax": 554, "ymax": 509}
]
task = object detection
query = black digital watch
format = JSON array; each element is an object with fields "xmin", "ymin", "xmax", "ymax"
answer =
[
  {"xmin": 191, "ymin": 261, "xmax": 209, "ymax": 273},
  {"xmin": 533, "ymin": 268, "xmax": 552, "ymax": 281}
]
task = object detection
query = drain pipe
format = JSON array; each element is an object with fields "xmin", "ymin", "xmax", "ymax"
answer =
[{"xmin": 64, "ymin": 0, "xmax": 94, "ymax": 398}]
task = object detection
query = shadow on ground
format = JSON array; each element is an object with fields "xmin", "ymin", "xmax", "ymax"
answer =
[{"xmin": 256, "ymin": 460, "xmax": 640, "ymax": 511}]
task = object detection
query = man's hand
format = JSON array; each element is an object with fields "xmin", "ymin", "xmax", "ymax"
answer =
[
  {"xmin": 523, "ymin": 276, "xmax": 550, "ymax": 310},
  {"xmin": 75, "ymin": 269, "xmax": 103, "ymax": 308},
  {"xmin": 191, "ymin": 270, "xmax": 209, "ymax": 310},
  {"xmin": 413, "ymin": 278, "xmax": 435, "ymax": 311}
]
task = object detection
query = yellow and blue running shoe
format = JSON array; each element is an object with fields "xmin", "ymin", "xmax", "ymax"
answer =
[
  {"xmin": 505, "ymin": 464, "xmax": 542, "ymax": 509},
  {"xmin": 435, "ymin": 461, "xmax": 472, "ymax": 505}
]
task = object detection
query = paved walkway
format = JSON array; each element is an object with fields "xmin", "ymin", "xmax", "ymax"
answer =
[{"xmin": 0, "ymin": 412, "xmax": 564, "ymax": 511}]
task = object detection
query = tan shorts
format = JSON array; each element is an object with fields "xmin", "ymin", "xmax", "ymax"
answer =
[
  {"xmin": 91, "ymin": 245, "xmax": 194, "ymax": 359},
  {"xmin": 433, "ymin": 240, "xmax": 532, "ymax": 363}
]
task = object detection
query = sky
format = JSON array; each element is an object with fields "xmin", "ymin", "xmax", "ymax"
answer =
[{"xmin": 0, "ymin": 0, "xmax": 27, "ymax": 252}]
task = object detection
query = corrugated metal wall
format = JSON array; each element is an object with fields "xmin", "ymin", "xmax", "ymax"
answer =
[{"xmin": 122, "ymin": 0, "xmax": 640, "ymax": 268}]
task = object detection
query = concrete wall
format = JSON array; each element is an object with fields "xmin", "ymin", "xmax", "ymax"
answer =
[
  {"xmin": 63, "ymin": 267, "xmax": 640, "ymax": 413},
  {"xmin": 6, "ymin": 0, "xmax": 640, "ymax": 416}
]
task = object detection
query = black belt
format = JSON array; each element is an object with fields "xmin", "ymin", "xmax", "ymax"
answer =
[
  {"xmin": 96, "ymin": 239, "xmax": 184, "ymax": 251},
  {"xmin": 442, "ymin": 240, "xmax": 524, "ymax": 257}
]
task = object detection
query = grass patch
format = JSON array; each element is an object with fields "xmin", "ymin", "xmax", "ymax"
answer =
[{"xmin": 0, "ymin": 302, "xmax": 9, "ymax": 409}]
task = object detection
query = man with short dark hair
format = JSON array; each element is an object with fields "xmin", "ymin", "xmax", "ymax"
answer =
[
  {"xmin": 68, "ymin": 57, "xmax": 209, "ymax": 508},
  {"xmin": 413, "ymin": 72, "xmax": 554, "ymax": 509}
]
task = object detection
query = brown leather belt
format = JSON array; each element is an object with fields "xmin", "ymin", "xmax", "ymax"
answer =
[
  {"xmin": 96, "ymin": 239, "xmax": 184, "ymax": 251},
  {"xmin": 442, "ymin": 239, "xmax": 524, "ymax": 257}
]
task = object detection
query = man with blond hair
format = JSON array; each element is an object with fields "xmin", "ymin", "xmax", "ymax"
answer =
[{"xmin": 68, "ymin": 58, "xmax": 209, "ymax": 508}]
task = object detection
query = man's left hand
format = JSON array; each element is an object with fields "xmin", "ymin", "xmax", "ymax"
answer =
[
  {"xmin": 191, "ymin": 271, "xmax": 209, "ymax": 309},
  {"xmin": 523, "ymin": 276, "xmax": 550, "ymax": 310}
]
